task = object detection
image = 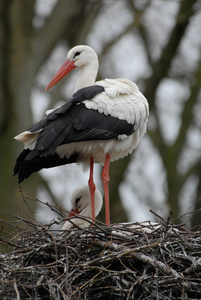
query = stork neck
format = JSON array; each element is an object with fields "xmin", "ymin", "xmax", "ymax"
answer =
[{"xmin": 74, "ymin": 60, "xmax": 98, "ymax": 91}]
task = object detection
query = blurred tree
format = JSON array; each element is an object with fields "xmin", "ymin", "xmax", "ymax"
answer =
[
  {"xmin": 0, "ymin": 0, "xmax": 200, "ymax": 229},
  {"xmin": 100, "ymin": 0, "xmax": 201, "ymax": 225}
]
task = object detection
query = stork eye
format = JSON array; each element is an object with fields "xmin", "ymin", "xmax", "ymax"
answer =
[
  {"xmin": 75, "ymin": 196, "xmax": 81, "ymax": 206},
  {"xmin": 73, "ymin": 51, "xmax": 81, "ymax": 59}
]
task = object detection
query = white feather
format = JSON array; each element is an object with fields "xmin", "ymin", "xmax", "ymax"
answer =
[
  {"xmin": 83, "ymin": 78, "xmax": 148, "ymax": 125},
  {"xmin": 14, "ymin": 130, "xmax": 41, "ymax": 149},
  {"xmin": 61, "ymin": 186, "xmax": 103, "ymax": 230}
]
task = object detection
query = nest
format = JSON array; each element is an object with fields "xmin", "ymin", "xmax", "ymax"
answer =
[{"xmin": 1, "ymin": 206, "xmax": 201, "ymax": 300}]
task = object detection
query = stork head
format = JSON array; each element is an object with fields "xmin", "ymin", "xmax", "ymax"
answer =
[
  {"xmin": 68, "ymin": 186, "xmax": 103, "ymax": 218},
  {"xmin": 61, "ymin": 186, "xmax": 103, "ymax": 231},
  {"xmin": 67, "ymin": 45, "xmax": 98, "ymax": 68},
  {"xmin": 45, "ymin": 45, "xmax": 98, "ymax": 91}
]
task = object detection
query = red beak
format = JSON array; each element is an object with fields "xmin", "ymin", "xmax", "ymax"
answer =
[
  {"xmin": 45, "ymin": 59, "xmax": 76, "ymax": 91},
  {"xmin": 68, "ymin": 208, "xmax": 80, "ymax": 218}
]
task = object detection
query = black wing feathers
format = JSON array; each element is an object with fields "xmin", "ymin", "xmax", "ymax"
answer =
[
  {"xmin": 70, "ymin": 105, "xmax": 134, "ymax": 140},
  {"xmin": 14, "ymin": 84, "xmax": 134, "ymax": 182},
  {"xmin": 36, "ymin": 116, "xmax": 73, "ymax": 152},
  {"xmin": 14, "ymin": 149, "xmax": 78, "ymax": 183},
  {"xmin": 72, "ymin": 85, "xmax": 104, "ymax": 101},
  {"xmin": 29, "ymin": 119, "xmax": 47, "ymax": 132},
  {"xmin": 47, "ymin": 85, "xmax": 105, "ymax": 120},
  {"xmin": 32, "ymin": 103, "xmax": 134, "ymax": 157},
  {"xmin": 29, "ymin": 85, "xmax": 104, "ymax": 131},
  {"xmin": 27, "ymin": 84, "xmax": 134, "ymax": 158}
]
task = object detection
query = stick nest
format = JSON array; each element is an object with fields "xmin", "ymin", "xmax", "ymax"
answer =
[{"xmin": 1, "ymin": 213, "xmax": 201, "ymax": 300}]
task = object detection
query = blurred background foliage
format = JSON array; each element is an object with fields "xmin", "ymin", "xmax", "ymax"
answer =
[{"xmin": 0, "ymin": 0, "xmax": 201, "ymax": 230}]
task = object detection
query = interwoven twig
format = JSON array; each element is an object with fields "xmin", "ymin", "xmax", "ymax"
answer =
[{"xmin": 0, "ymin": 203, "xmax": 201, "ymax": 299}]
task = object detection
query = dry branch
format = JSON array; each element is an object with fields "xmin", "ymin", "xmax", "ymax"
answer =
[{"xmin": 1, "ymin": 205, "xmax": 201, "ymax": 299}]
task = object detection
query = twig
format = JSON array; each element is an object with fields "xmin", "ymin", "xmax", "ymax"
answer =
[
  {"xmin": 70, "ymin": 267, "xmax": 106, "ymax": 297},
  {"xmin": 13, "ymin": 278, "xmax": 20, "ymax": 300},
  {"xmin": 1, "ymin": 205, "xmax": 201, "ymax": 299},
  {"xmin": 18, "ymin": 186, "xmax": 33, "ymax": 213}
]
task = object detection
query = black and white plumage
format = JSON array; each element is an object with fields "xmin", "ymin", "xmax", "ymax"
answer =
[
  {"xmin": 61, "ymin": 186, "xmax": 103, "ymax": 230},
  {"xmin": 14, "ymin": 45, "xmax": 149, "ymax": 225}
]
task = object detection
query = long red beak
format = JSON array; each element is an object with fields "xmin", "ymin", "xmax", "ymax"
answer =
[
  {"xmin": 68, "ymin": 208, "xmax": 79, "ymax": 218},
  {"xmin": 45, "ymin": 59, "xmax": 76, "ymax": 91}
]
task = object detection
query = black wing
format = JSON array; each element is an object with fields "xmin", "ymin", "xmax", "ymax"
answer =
[
  {"xmin": 26, "ymin": 85, "xmax": 135, "ymax": 159},
  {"xmin": 14, "ymin": 149, "xmax": 78, "ymax": 183},
  {"xmin": 28, "ymin": 85, "xmax": 105, "ymax": 131}
]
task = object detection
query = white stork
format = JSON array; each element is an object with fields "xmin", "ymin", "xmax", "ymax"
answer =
[
  {"xmin": 61, "ymin": 185, "xmax": 102, "ymax": 230},
  {"xmin": 14, "ymin": 45, "xmax": 149, "ymax": 226}
]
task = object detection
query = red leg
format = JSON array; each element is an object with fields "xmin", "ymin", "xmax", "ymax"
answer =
[
  {"xmin": 88, "ymin": 155, "xmax": 96, "ymax": 223},
  {"xmin": 102, "ymin": 153, "xmax": 111, "ymax": 225}
]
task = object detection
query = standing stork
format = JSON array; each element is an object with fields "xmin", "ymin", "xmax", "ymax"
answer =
[{"xmin": 14, "ymin": 45, "xmax": 149, "ymax": 225}]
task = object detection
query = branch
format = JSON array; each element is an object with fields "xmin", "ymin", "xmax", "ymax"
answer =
[
  {"xmin": 181, "ymin": 158, "xmax": 201, "ymax": 185},
  {"xmin": 124, "ymin": 0, "xmax": 198, "ymax": 167},
  {"xmin": 147, "ymin": 124, "xmax": 166, "ymax": 154},
  {"xmin": 127, "ymin": 0, "xmax": 154, "ymax": 68},
  {"xmin": 144, "ymin": 0, "xmax": 198, "ymax": 110},
  {"xmin": 99, "ymin": 1, "xmax": 149, "ymax": 61},
  {"xmin": 146, "ymin": 0, "xmax": 197, "ymax": 160},
  {"xmin": 173, "ymin": 53, "xmax": 201, "ymax": 161},
  {"xmin": 31, "ymin": 0, "xmax": 86, "ymax": 74},
  {"xmin": 99, "ymin": 20, "xmax": 136, "ymax": 61},
  {"xmin": 76, "ymin": 0, "xmax": 103, "ymax": 44}
]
